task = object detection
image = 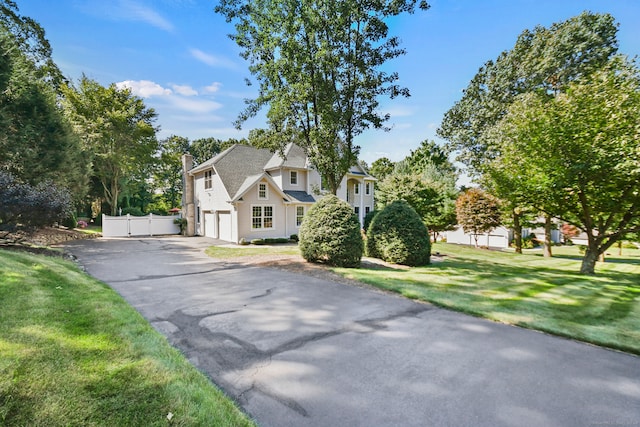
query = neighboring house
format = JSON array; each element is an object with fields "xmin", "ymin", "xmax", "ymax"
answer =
[
  {"xmin": 182, "ymin": 143, "xmax": 375, "ymax": 243},
  {"xmin": 446, "ymin": 223, "xmax": 562, "ymax": 249}
]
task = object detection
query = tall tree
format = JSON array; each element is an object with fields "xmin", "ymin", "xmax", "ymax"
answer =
[
  {"xmin": 154, "ymin": 135, "xmax": 191, "ymax": 210},
  {"xmin": 0, "ymin": 28, "xmax": 85, "ymax": 196},
  {"xmin": 438, "ymin": 11, "xmax": 618, "ymax": 174},
  {"xmin": 215, "ymin": 0, "xmax": 429, "ymax": 194},
  {"xmin": 369, "ymin": 157, "xmax": 395, "ymax": 182},
  {"xmin": 62, "ymin": 77, "xmax": 158, "ymax": 216},
  {"xmin": 485, "ymin": 57, "xmax": 640, "ymax": 274},
  {"xmin": 437, "ymin": 12, "xmax": 619, "ymax": 257}
]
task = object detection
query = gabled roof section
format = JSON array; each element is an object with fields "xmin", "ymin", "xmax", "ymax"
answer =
[
  {"xmin": 347, "ymin": 162, "xmax": 376, "ymax": 179},
  {"xmin": 264, "ymin": 143, "xmax": 308, "ymax": 170},
  {"xmin": 231, "ymin": 172, "xmax": 290, "ymax": 202},
  {"xmin": 190, "ymin": 144, "xmax": 274, "ymax": 200}
]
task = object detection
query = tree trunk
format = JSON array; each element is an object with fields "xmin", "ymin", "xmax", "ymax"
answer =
[
  {"xmin": 543, "ymin": 214, "xmax": 552, "ymax": 257},
  {"xmin": 513, "ymin": 210, "xmax": 522, "ymax": 254},
  {"xmin": 580, "ymin": 245, "xmax": 599, "ymax": 274}
]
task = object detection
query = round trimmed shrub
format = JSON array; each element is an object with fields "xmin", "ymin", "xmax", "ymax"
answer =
[
  {"xmin": 366, "ymin": 200, "xmax": 430, "ymax": 266},
  {"xmin": 299, "ymin": 194, "xmax": 363, "ymax": 267}
]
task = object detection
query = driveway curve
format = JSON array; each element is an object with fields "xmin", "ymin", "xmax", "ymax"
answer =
[{"xmin": 63, "ymin": 237, "xmax": 640, "ymax": 427}]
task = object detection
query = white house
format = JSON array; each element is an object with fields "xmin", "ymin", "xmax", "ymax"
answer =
[{"xmin": 182, "ymin": 143, "xmax": 375, "ymax": 243}]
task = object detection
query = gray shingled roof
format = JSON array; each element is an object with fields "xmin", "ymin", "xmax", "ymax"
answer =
[
  {"xmin": 264, "ymin": 143, "xmax": 308, "ymax": 170},
  {"xmin": 193, "ymin": 145, "xmax": 274, "ymax": 200},
  {"xmin": 283, "ymin": 190, "xmax": 316, "ymax": 203}
]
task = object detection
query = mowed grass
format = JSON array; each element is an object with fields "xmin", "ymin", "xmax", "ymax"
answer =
[
  {"xmin": 0, "ymin": 250, "xmax": 254, "ymax": 427},
  {"xmin": 205, "ymin": 243, "xmax": 301, "ymax": 258},
  {"xmin": 334, "ymin": 243, "xmax": 640, "ymax": 355}
]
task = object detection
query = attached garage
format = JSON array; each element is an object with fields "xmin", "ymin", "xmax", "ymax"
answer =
[
  {"xmin": 203, "ymin": 212, "xmax": 216, "ymax": 238},
  {"xmin": 217, "ymin": 211, "xmax": 233, "ymax": 242}
]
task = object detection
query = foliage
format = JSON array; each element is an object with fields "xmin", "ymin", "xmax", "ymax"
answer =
[
  {"xmin": 0, "ymin": 250, "xmax": 255, "ymax": 426},
  {"xmin": 0, "ymin": 171, "xmax": 72, "ymax": 231},
  {"xmin": 61, "ymin": 76, "xmax": 158, "ymax": 216},
  {"xmin": 299, "ymin": 195, "xmax": 363, "ymax": 267},
  {"xmin": 188, "ymin": 137, "xmax": 247, "ymax": 165},
  {"xmin": 438, "ymin": 11, "xmax": 619, "ymax": 175},
  {"xmin": 215, "ymin": 0, "xmax": 429, "ymax": 194},
  {"xmin": 152, "ymin": 135, "xmax": 190, "ymax": 210},
  {"xmin": 363, "ymin": 209, "xmax": 378, "ymax": 232},
  {"xmin": 120, "ymin": 207, "xmax": 145, "ymax": 216},
  {"xmin": 366, "ymin": 200, "xmax": 430, "ymax": 266},
  {"xmin": 485, "ymin": 57, "xmax": 640, "ymax": 274},
  {"xmin": 455, "ymin": 188, "xmax": 501, "ymax": 247},
  {"xmin": 369, "ymin": 157, "xmax": 395, "ymax": 182},
  {"xmin": 0, "ymin": 30, "xmax": 86, "ymax": 197}
]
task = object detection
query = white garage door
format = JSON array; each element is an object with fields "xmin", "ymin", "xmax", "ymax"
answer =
[
  {"xmin": 218, "ymin": 211, "xmax": 232, "ymax": 242},
  {"xmin": 204, "ymin": 213, "xmax": 216, "ymax": 238}
]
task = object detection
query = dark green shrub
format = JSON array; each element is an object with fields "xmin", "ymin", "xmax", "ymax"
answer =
[
  {"xmin": 366, "ymin": 200, "xmax": 430, "ymax": 266},
  {"xmin": 299, "ymin": 195, "xmax": 363, "ymax": 267},
  {"xmin": 289, "ymin": 234, "xmax": 299, "ymax": 242},
  {"xmin": 264, "ymin": 238, "xmax": 290, "ymax": 244},
  {"xmin": 121, "ymin": 207, "xmax": 145, "ymax": 216},
  {"xmin": 62, "ymin": 213, "xmax": 77, "ymax": 229},
  {"xmin": 363, "ymin": 209, "xmax": 378, "ymax": 232},
  {"xmin": 251, "ymin": 238, "xmax": 266, "ymax": 245}
]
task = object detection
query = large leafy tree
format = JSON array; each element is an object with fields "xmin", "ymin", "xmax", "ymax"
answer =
[
  {"xmin": 485, "ymin": 57, "xmax": 640, "ymax": 274},
  {"xmin": 62, "ymin": 77, "xmax": 158, "ymax": 216},
  {"xmin": 0, "ymin": 11, "xmax": 85, "ymax": 196},
  {"xmin": 215, "ymin": 0, "xmax": 429, "ymax": 194},
  {"xmin": 437, "ymin": 12, "xmax": 619, "ymax": 256},
  {"xmin": 153, "ymin": 135, "xmax": 191, "ymax": 210},
  {"xmin": 438, "ymin": 11, "xmax": 618, "ymax": 173}
]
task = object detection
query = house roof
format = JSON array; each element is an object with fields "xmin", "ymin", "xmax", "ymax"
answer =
[
  {"xmin": 231, "ymin": 172, "xmax": 291, "ymax": 203},
  {"xmin": 283, "ymin": 190, "xmax": 316, "ymax": 203},
  {"xmin": 264, "ymin": 143, "xmax": 308, "ymax": 170},
  {"xmin": 189, "ymin": 144, "xmax": 274, "ymax": 200}
]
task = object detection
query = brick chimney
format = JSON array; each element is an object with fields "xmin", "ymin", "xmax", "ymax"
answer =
[{"xmin": 181, "ymin": 154, "xmax": 195, "ymax": 236}]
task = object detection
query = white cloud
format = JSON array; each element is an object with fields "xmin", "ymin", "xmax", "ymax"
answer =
[
  {"xmin": 203, "ymin": 82, "xmax": 222, "ymax": 93},
  {"xmin": 120, "ymin": 0, "xmax": 174, "ymax": 31},
  {"xmin": 116, "ymin": 80, "xmax": 172, "ymax": 97},
  {"xmin": 190, "ymin": 48, "xmax": 238, "ymax": 69},
  {"xmin": 79, "ymin": 0, "xmax": 174, "ymax": 32},
  {"xmin": 171, "ymin": 84, "xmax": 198, "ymax": 96}
]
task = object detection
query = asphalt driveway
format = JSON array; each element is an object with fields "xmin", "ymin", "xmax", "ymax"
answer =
[{"xmin": 63, "ymin": 237, "xmax": 640, "ymax": 427}]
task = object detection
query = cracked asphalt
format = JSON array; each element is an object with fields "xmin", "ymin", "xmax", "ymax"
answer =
[{"xmin": 63, "ymin": 237, "xmax": 640, "ymax": 427}]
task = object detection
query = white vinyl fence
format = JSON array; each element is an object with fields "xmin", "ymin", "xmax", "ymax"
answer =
[{"xmin": 102, "ymin": 214, "xmax": 181, "ymax": 237}]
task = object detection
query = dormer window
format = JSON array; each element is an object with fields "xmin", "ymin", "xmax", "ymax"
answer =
[
  {"xmin": 258, "ymin": 182, "xmax": 268, "ymax": 200},
  {"xmin": 290, "ymin": 170, "xmax": 298, "ymax": 186}
]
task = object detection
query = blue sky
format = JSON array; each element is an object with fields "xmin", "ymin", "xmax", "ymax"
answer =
[{"xmin": 21, "ymin": 0, "xmax": 640, "ymax": 167}]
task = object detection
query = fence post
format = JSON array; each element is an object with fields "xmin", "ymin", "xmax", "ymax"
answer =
[{"xmin": 149, "ymin": 213, "xmax": 153, "ymax": 236}]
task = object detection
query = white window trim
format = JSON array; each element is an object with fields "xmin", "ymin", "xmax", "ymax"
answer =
[
  {"xmin": 251, "ymin": 204, "xmax": 275, "ymax": 230},
  {"xmin": 204, "ymin": 170, "xmax": 213, "ymax": 190},
  {"xmin": 290, "ymin": 170, "xmax": 299, "ymax": 186},
  {"xmin": 296, "ymin": 206, "xmax": 304, "ymax": 227},
  {"xmin": 354, "ymin": 182, "xmax": 360, "ymax": 195},
  {"xmin": 258, "ymin": 182, "xmax": 268, "ymax": 200},
  {"xmin": 365, "ymin": 182, "xmax": 371, "ymax": 195}
]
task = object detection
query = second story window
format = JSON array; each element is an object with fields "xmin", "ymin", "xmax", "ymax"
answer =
[
  {"xmin": 204, "ymin": 170, "xmax": 213, "ymax": 189},
  {"xmin": 258, "ymin": 182, "xmax": 268, "ymax": 200},
  {"xmin": 290, "ymin": 170, "xmax": 298, "ymax": 185},
  {"xmin": 354, "ymin": 183, "xmax": 360, "ymax": 195},
  {"xmin": 365, "ymin": 182, "xmax": 371, "ymax": 195}
]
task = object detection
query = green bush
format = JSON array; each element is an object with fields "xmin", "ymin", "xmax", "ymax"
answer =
[
  {"xmin": 289, "ymin": 234, "xmax": 299, "ymax": 242},
  {"xmin": 121, "ymin": 207, "xmax": 145, "ymax": 216},
  {"xmin": 62, "ymin": 213, "xmax": 77, "ymax": 229},
  {"xmin": 251, "ymin": 238, "xmax": 266, "ymax": 245},
  {"xmin": 299, "ymin": 195, "xmax": 363, "ymax": 267},
  {"xmin": 363, "ymin": 209, "xmax": 378, "ymax": 232},
  {"xmin": 366, "ymin": 200, "xmax": 430, "ymax": 266},
  {"xmin": 264, "ymin": 238, "xmax": 290, "ymax": 244}
]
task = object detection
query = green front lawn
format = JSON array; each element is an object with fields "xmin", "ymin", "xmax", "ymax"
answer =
[
  {"xmin": 0, "ymin": 250, "xmax": 254, "ymax": 427},
  {"xmin": 335, "ymin": 243, "xmax": 640, "ymax": 355}
]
